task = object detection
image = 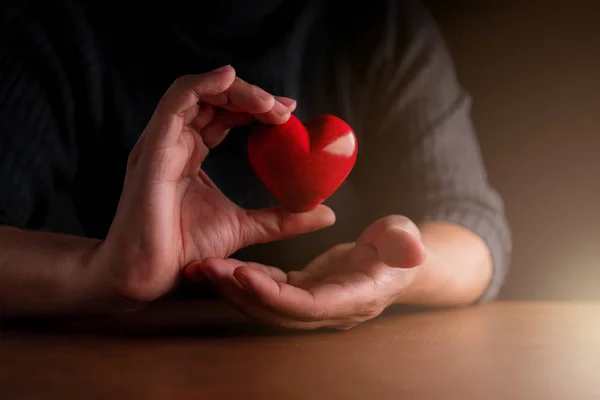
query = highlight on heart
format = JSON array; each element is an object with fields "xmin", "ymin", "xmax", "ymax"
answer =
[{"xmin": 248, "ymin": 114, "xmax": 358, "ymax": 213}]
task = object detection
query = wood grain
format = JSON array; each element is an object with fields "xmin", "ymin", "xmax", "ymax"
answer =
[{"xmin": 2, "ymin": 300, "xmax": 599, "ymax": 399}]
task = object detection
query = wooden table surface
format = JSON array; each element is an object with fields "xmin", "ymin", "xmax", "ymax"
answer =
[{"xmin": 2, "ymin": 300, "xmax": 599, "ymax": 400}]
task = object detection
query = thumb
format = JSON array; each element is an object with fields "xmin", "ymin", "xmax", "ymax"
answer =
[
  {"xmin": 357, "ymin": 215, "xmax": 426, "ymax": 268},
  {"xmin": 241, "ymin": 205, "xmax": 336, "ymax": 246}
]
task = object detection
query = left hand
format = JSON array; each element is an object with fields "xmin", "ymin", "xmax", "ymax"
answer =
[{"xmin": 185, "ymin": 215, "xmax": 427, "ymax": 330}]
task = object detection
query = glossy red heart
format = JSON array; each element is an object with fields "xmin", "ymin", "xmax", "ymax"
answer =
[{"xmin": 248, "ymin": 114, "xmax": 358, "ymax": 213}]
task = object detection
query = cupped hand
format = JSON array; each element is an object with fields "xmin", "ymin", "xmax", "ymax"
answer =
[
  {"xmin": 91, "ymin": 65, "xmax": 335, "ymax": 307},
  {"xmin": 186, "ymin": 215, "xmax": 426, "ymax": 330}
]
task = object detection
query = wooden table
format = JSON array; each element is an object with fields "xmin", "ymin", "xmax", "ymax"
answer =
[{"xmin": 2, "ymin": 300, "xmax": 599, "ymax": 399}]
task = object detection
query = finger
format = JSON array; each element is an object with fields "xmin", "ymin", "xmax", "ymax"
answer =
[
  {"xmin": 252, "ymin": 101, "xmax": 293, "ymax": 125},
  {"xmin": 182, "ymin": 103, "xmax": 201, "ymax": 125},
  {"xmin": 217, "ymin": 278, "xmax": 325, "ymax": 330},
  {"xmin": 241, "ymin": 205, "xmax": 336, "ymax": 247},
  {"xmin": 201, "ymin": 78, "xmax": 273, "ymax": 114},
  {"xmin": 357, "ymin": 215, "xmax": 426, "ymax": 268},
  {"xmin": 184, "ymin": 257, "xmax": 238, "ymax": 283},
  {"xmin": 201, "ymin": 100, "xmax": 296, "ymax": 148},
  {"xmin": 202, "ymin": 78, "xmax": 294, "ymax": 125},
  {"xmin": 181, "ymin": 127, "xmax": 210, "ymax": 177},
  {"xmin": 126, "ymin": 133, "xmax": 146, "ymax": 172},
  {"xmin": 189, "ymin": 103, "xmax": 216, "ymax": 132},
  {"xmin": 184, "ymin": 258, "xmax": 288, "ymax": 284},
  {"xmin": 286, "ymin": 242, "xmax": 356, "ymax": 287},
  {"xmin": 242, "ymin": 261, "xmax": 288, "ymax": 283},
  {"xmin": 252, "ymin": 95, "xmax": 297, "ymax": 125},
  {"xmin": 275, "ymin": 96, "xmax": 297, "ymax": 112},
  {"xmin": 190, "ymin": 259, "xmax": 325, "ymax": 329},
  {"xmin": 148, "ymin": 66, "xmax": 236, "ymax": 148},
  {"xmin": 232, "ymin": 266, "xmax": 356, "ymax": 322},
  {"xmin": 228, "ymin": 79, "xmax": 276, "ymax": 114},
  {"xmin": 218, "ymin": 259, "xmax": 289, "ymax": 284},
  {"xmin": 200, "ymin": 109, "xmax": 254, "ymax": 148}
]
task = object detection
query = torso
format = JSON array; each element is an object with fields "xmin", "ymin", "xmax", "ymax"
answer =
[{"xmin": 69, "ymin": 1, "xmax": 368, "ymax": 267}]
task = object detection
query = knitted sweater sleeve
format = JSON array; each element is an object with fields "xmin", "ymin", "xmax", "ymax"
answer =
[{"xmin": 337, "ymin": 0, "xmax": 512, "ymax": 301}]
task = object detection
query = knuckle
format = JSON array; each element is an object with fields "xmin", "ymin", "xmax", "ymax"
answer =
[
  {"xmin": 126, "ymin": 142, "xmax": 144, "ymax": 169},
  {"xmin": 174, "ymin": 74, "xmax": 191, "ymax": 87},
  {"xmin": 126, "ymin": 151, "xmax": 137, "ymax": 169},
  {"xmin": 162, "ymin": 75, "xmax": 188, "ymax": 100},
  {"xmin": 157, "ymin": 75, "xmax": 194, "ymax": 113},
  {"xmin": 185, "ymin": 86, "xmax": 203, "ymax": 103},
  {"xmin": 286, "ymin": 271, "xmax": 302, "ymax": 284},
  {"xmin": 253, "ymin": 101, "xmax": 274, "ymax": 115}
]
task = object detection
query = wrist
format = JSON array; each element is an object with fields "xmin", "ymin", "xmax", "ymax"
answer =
[
  {"xmin": 49, "ymin": 237, "xmax": 135, "ymax": 316},
  {"xmin": 85, "ymin": 240, "xmax": 149, "ymax": 315},
  {"xmin": 0, "ymin": 228, "xmax": 134, "ymax": 318},
  {"xmin": 393, "ymin": 221, "xmax": 493, "ymax": 307}
]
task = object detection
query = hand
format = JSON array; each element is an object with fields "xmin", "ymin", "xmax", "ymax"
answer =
[
  {"xmin": 90, "ymin": 65, "xmax": 335, "ymax": 308},
  {"xmin": 186, "ymin": 215, "xmax": 426, "ymax": 330}
]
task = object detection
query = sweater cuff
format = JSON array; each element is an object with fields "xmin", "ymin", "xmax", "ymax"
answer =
[{"xmin": 421, "ymin": 207, "xmax": 512, "ymax": 303}]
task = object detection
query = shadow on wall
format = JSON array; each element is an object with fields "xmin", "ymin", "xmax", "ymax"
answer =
[{"xmin": 426, "ymin": 0, "xmax": 600, "ymax": 300}]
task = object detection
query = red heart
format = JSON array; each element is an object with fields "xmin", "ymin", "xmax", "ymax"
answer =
[{"xmin": 248, "ymin": 114, "xmax": 358, "ymax": 213}]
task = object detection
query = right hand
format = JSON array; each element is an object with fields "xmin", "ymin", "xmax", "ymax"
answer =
[{"xmin": 90, "ymin": 65, "xmax": 335, "ymax": 308}]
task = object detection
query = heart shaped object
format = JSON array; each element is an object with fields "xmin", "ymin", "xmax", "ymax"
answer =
[{"xmin": 248, "ymin": 114, "xmax": 358, "ymax": 213}]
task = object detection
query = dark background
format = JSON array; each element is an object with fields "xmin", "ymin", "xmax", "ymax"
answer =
[
  {"xmin": 42, "ymin": 1, "xmax": 600, "ymax": 301},
  {"xmin": 426, "ymin": 0, "xmax": 600, "ymax": 300}
]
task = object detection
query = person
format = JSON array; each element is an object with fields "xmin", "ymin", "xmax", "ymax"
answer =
[{"xmin": 0, "ymin": 0, "xmax": 511, "ymax": 329}]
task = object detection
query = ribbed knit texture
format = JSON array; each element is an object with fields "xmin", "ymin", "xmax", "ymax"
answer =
[{"xmin": 0, "ymin": 0, "xmax": 511, "ymax": 301}]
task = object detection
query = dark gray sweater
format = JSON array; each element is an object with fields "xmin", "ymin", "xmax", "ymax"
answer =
[{"xmin": 0, "ymin": 0, "xmax": 511, "ymax": 301}]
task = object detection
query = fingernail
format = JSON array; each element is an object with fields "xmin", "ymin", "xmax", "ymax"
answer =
[
  {"xmin": 212, "ymin": 65, "xmax": 231, "ymax": 73},
  {"xmin": 235, "ymin": 272, "xmax": 253, "ymax": 292},
  {"xmin": 184, "ymin": 264, "xmax": 199, "ymax": 279},
  {"xmin": 191, "ymin": 271, "xmax": 210, "ymax": 286},
  {"xmin": 184, "ymin": 264, "xmax": 209, "ymax": 284},
  {"xmin": 201, "ymin": 268, "xmax": 218, "ymax": 286},
  {"xmin": 275, "ymin": 97, "xmax": 297, "ymax": 111},
  {"xmin": 272, "ymin": 100, "xmax": 292, "ymax": 118},
  {"xmin": 252, "ymin": 85, "xmax": 273, "ymax": 102}
]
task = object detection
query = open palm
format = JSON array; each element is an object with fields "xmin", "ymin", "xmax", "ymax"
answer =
[{"xmin": 188, "ymin": 215, "xmax": 426, "ymax": 330}]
